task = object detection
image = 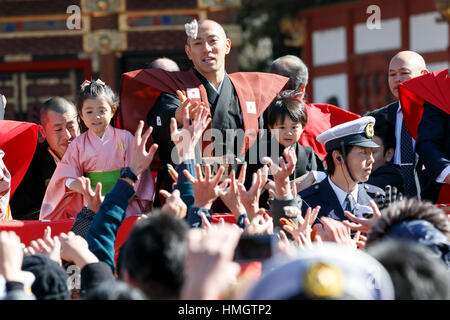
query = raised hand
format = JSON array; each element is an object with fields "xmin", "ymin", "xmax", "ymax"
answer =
[
  {"xmin": 342, "ymin": 200, "xmax": 382, "ymax": 234},
  {"xmin": 24, "ymin": 226, "xmax": 62, "ymax": 265},
  {"xmin": 281, "ymin": 205, "xmax": 320, "ymax": 246},
  {"xmin": 375, "ymin": 185, "xmax": 403, "ymax": 210},
  {"xmin": 315, "ymin": 217, "xmax": 362, "ymax": 250},
  {"xmin": 244, "ymin": 212, "xmax": 274, "ymax": 236},
  {"xmin": 218, "ymin": 170, "xmax": 246, "ymax": 220},
  {"xmin": 59, "ymin": 231, "xmax": 98, "ymax": 269},
  {"xmin": 75, "ymin": 176, "xmax": 104, "ymax": 213},
  {"xmin": 0, "ymin": 231, "xmax": 23, "ymax": 282},
  {"xmin": 236, "ymin": 165, "xmax": 268, "ymax": 221},
  {"xmin": 181, "ymin": 223, "xmax": 242, "ymax": 299},
  {"xmin": 170, "ymin": 104, "xmax": 211, "ymax": 162},
  {"xmin": 262, "ymin": 148, "xmax": 297, "ymax": 198},
  {"xmin": 174, "ymin": 90, "xmax": 210, "ymax": 125},
  {"xmin": 129, "ymin": 120, "xmax": 159, "ymax": 178},
  {"xmin": 183, "ymin": 164, "xmax": 225, "ymax": 209},
  {"xmin": 160, "ymin": 189, "xmax": 187, "ymax": 219}
]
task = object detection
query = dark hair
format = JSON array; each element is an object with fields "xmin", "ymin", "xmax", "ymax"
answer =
[
  {"xmin": 85, "ymin": 280, "xmax": 147, "ymax": 300},
  {"xmin": 266, "ymin": 91, "xmax": 307, "ymax": 129},
  {"xmin": 40, "ymin": 96, "xmax": 77, "ymax": 126},
  {"xmin": 366, "ymin": 239, "xmax": 450, "ymax": 299},
  {"xmin": 120, "ymin": 211, "xmax": 189, "ymax": 299},
  {"xmin": 76, "ymin": 79, "xmax": 119, "ymax": 132},
  {"xmin": 22, "ymin": 255, "xmax": 70, "ymax": 300},
  {"xmin": 269, "ymin": 55, "xmax": 309, "ymax": 94},
  {"xmin": 324, "ymin": 145, "xmax": 354, "ymax": 175},
  {"xmin": 367, "ymin": 198, "xmax": 450, "ymax": 243},
  {"xmin": 372, "ymin": 113, "xmax": 396, "ymax": 156}
]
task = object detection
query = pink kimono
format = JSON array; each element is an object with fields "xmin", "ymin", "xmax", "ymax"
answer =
[{"xmin": 39, "ymin": 125, "xmax": 154, "ymax": 221}]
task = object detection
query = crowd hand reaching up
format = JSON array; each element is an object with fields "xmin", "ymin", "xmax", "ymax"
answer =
[
  {"xmin": 174, "ymin": 90, "xmax": 210, "ymax": 126},
  {"xmin": 236, "ymin": 164, "xmax": 268, "ymax": 221},
  {"xmin": 281, "ymin": 205, "xmax": 320, "ymax": 245},
  {"xmin": 24, "ymin": 226, "xmax": 62, "ymax": 265},
  {"xmin": 167, "ymin": 164, "xmax": 178, "ymax": 187},
  {"xmin": 171, "ymin": 104, "xmax": 211, "ymax": 162},
  {"xmin": 0, "ymin": 231, "xmax": 23, "ymax": 282},
  {"xmin": 59, "ymin": 231, "xmax": 98, "ymax": 269},
  {"xmin": 315, "ymin": 217, "xmax": 365, "ymax": 250},
  {"xmin": 129, "ymin": 120, "xmax": 159, "ymax": 178},
  {"xmin": 342, "ymin": 200, "xmax": 382, "ymax": 234},
  {"xmin": 159, "ymin": 189, "xmax": 187, "ymax": 219},
  {"xmin": 183, "ymin": 164, "xmax": 225, "ymax": 210},
  {"xmin": 218, "ymin": 170, "xmax": 247, "ymax": 221},
  {"xmin": 262, "ymin": 148, "xmax": 297, "ymax": 198},
  {"xmin": 181, "ymin": 223, "xmax": 242, "ymax": 300},
  {"xmin": 75, "ymin": 176, "xmax": 104, "ymax": 213},
  {"xmin": 375, "ymin": 185, "xmax": 403, "ymax": 210},
  {"xmin": 243, "ymin": 210, "xmax": 274, "ymax": 236}
]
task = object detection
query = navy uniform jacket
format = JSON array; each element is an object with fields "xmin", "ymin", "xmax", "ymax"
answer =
[{"xmin": 299, "ymin": 177, "xmax": 384, "ymax": 222}]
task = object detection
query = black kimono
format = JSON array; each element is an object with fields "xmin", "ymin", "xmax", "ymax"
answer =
[{"xmin": 9, "ymin": 141, "xmax": 56, "ymax": 220}]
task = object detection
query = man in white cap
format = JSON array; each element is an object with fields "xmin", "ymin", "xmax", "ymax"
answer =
[{"xmin": 297, "ymin": 116, "xmax": 385, "ymax": 221}]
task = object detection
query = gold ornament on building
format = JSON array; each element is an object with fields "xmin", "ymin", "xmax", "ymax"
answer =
[
  {"xmin": 84, "ymin": 30, "xmax": 126, "ymax": 52},
  {"xmin": 280, "ymin": 16, "xmax": 306, "ymax": 47},
  {"xmin": 435, "ymin": 0, "xmax": 450, "ymax": 22},
  {"xmin": 81, "ymin": 0, "xmax": 125, "ymax": 14}
]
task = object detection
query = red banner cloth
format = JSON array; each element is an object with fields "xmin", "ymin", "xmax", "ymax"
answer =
[
  {"xmin": 0, "ymin": 216, "xmax": 140, "ymax": 265},
  {"xmin": 299, "ymin": 103, "xmax": 360, "ymax": 160},
  {"xmin": 399, "ymin": 69, "xmax": 450, "ymax": 140},
  {"xmin": 0, "ymin": 120, "xmax": 39, "ymax": 197}
]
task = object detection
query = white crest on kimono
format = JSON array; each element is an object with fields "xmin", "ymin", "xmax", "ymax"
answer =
[
  {"xmin": 185, "ymin": 19, "xmax": 198, "ymax": 40},
  {"xmin": 187, "ymin": 88, "xmax": 200, "ymax": 99},
  {"xmin": 246, "ymin": 101, "xmax": 256, "ymax": 114}
]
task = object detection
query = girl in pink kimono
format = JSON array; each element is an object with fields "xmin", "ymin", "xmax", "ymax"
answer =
[{"xmin": 40, "ymin": 79, "xmax": 154, "ymax": 220}]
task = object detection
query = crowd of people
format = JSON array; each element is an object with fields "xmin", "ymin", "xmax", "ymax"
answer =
[{"xmin": 0, "ymin": 18, "xmax": 449, "ymax": 302}]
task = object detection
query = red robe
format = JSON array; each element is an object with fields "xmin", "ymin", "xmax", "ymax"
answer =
[{"xmin": 399, "ymin": 69, "xmax": 450, "ymax": 203}]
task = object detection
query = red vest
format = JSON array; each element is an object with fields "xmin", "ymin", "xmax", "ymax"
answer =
[{"xmin": 116, "ymin": 68, "xmax": 289, "ymax": 155}]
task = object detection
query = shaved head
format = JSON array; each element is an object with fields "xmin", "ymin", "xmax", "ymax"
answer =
[
  {"xmin": 388, "ymin": 51, "xmax": 428, "ymax": 98},
  {"xmin": 184, "ymin": 19, "xmax": 231, "ymax": 87},
  {"xmin": 150, "ymin": 57, "xmax": 180, "ymax": 72},
  {"xmin": 389, "ymin": 51, "xmax": 427, "ymax": 72}
]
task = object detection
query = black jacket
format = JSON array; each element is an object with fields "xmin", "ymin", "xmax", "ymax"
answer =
[{"xmin": 367, "ymin": 163, "xmax": 404, "ymax": 193}]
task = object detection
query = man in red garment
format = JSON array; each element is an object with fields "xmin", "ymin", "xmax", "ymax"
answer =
[
  {"xmin": 399, "ymin": 68, "xmax": 450, "ymax": 203},
  {"xmin": 117, "ymin": 19, "xmax": 289, "ymax": 206}
]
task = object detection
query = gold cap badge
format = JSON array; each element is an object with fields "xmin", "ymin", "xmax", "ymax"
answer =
[
  {"xmin": 365, "ymin": 123, "xmax": 374, "ymax": 138},
  {"xmin": 304, "ymin": 263, "xmax": 343, "ymax": 298}
]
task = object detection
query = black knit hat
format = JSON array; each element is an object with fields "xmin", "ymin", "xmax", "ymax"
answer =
[{"xmin": 22, "ymin": 255, "xmax": 70, "ymax": 300}]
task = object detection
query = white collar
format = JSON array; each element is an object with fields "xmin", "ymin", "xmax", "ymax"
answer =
[
  {"xmin": 396, "ymin": 100, "xmax": 402, "ymax": 114},
  {"xmin": 88, "ymin": 124, "xmax": 111, "ymax": 142},
  {"xmin": 328, "ymin": 176, "xmax": 359, "ymax": 209},
  {"xmin": 207, "ymin": 75, "xmax": 225, "ymax": 94}
]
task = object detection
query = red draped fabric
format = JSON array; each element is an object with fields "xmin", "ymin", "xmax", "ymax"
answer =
[{"xmin": 0, "ymin": 120, "xmax": 39, "ymax": 198}]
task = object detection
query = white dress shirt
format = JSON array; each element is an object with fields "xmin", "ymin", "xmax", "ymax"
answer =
[{"xmin": 328, "ymin": 176, "xmax": 358, "ymax": 211}]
